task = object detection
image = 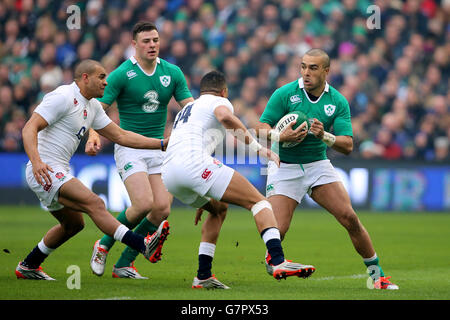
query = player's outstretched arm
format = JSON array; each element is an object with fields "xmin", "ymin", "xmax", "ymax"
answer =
[
  {"xmin": 214, "ymin": 106, "xmax": 280, "ymax": 166},
  {"xmin": 96, "ymin": 121, "xmax": 165, "ymax": 150},
  {"xmin": 22, "ymin": 113, "xmax": 54, "ymax": 186}
]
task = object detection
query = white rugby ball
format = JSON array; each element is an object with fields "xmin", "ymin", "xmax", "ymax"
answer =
[{"xmin": 275, "ymin": 111, "xmax": 309, "ymax": 148}]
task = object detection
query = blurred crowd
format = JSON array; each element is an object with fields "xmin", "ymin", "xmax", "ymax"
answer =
[{"xmin": 0, "ymin": 0, "xmax": 449, "ymax": 161}]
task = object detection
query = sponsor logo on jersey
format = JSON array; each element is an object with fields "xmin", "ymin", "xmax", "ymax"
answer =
[
  {"xmin": 142, "ymin": 90, "xmax": 160, "ymax": 113},
  {"xmin": 74, "ymin": 98, "xmax": 78, "ymax": 105},
  {"xmin": 290, "ymin": 95, "xmax": 301, "ymax": 103},
  {"xmin": 55, "ymin": 172, "xmax": 66, "ymax": 181},
  {"xmin": 127, "ymin": 70, "xmax": 137, "ymax": 79},
  {"xmin": 201, "ymin": 168, "xmax": 212, "ymax": 180},
  {"xmin": 324, "ymin": 104, "xmax": 336, "ymax": 116},
  {"xmin": 43, "ymin": 184, "xmax": 52, "ymax": 192},
  {"xmin": 160, "ymin": 75, "xmax": 171, "ymax": 87}
]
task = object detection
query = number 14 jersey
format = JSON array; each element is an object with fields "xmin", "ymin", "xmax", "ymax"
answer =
[{"xmin": 164, "ymin": 94, "xmax": 234, "ymax": 165}]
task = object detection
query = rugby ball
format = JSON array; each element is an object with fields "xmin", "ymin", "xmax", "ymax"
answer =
[{"xmin": 275, "ymin": 111, "xmax": 309, "ymax": 148}]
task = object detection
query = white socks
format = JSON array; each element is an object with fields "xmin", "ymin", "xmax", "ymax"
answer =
[
  {"xmin": 38, "ymin": 238, "xmax": 55, "ymax": 255},
  {"xmin": 261, "ymin": 227, "xmax": 281, "ymax": 244},
  {"xmin": 113, "ymin": 224, "xmax": 129, "ymax": 242},
  {"xmin": 199, "ymin": 242, "xmax": 216, "ymax": 257}
]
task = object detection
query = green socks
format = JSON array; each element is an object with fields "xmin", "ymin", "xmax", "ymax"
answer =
[
  {"xmin": 99, "ymin": 209, "xmax": 135, "ymax": 250},
  {"xmin": 115, "ymin": 217, "xmax": 158, "ymax": 268},
  {"xmin": 364, "ymin": 254, "xmax": 385, "ymax": 280}
]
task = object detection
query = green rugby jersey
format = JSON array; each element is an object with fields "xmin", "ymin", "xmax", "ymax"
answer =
[
  {"xmin": 98, "ymin": 56, "xmax": 192, "ymax": 139},
  {"xmin": 260, "ymin": 78, "xmax": 353, "ymax": 164}
]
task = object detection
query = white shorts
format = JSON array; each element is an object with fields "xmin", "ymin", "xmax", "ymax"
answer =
[
  {"xmin": 26, "ymin": 162, "xmax": 74, "ymax": 211},
  {"xmin": 266, "ymin": 159, "xmax": 342, "ymax": 203},
  {"xmin": 161, "ymin": 156, "xmax": 234, "ymax": 208},
  {"xmin": 114, "ymin": 144, "xmax": 164, "ymax": 181}
]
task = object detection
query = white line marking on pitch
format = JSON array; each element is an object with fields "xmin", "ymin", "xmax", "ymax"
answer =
[
  {"xmin": 96, "ymin": 296, "xmax": 133, "ymax": 300},
  {"xmin": 311, "ymin": 274, "xmax": 367, "ymax": 281}
]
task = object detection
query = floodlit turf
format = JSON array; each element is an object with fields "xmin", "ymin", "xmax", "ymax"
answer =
[{"xmin": 0, "ymin": 205, "xmax": 449, "ymax": 300}]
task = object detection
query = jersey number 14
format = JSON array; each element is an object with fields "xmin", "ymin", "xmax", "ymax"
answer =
[{"xmin": 173, "ymin": 104, "xmax": 193, "ymax": 129}]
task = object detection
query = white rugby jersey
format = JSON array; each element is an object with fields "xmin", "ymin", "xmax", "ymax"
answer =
[
  {"xmin": 164, "ymin": 94, "xmax": 234, "ymax": 164},
  {"xmin": 32, "ymin": 82, "xmax": 112, "ymax": 165}
]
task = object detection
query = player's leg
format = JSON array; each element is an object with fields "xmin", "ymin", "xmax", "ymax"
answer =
[
  {"xmin": 311, "ymin": 181, "xmax": 398, "ymax": 289},
  {"xmin": 311, "ymin": 182, "xmax": 375, "ymax": 258},
  {"xmin": 113, "ymin": 173, "xmax": 171, "ymax": 276},
  {"xmin": 91, "ymin": 171, "xmax": 154, "ymax": 276},
  {"xmin": 220, "ymin": 171, "xmax": 315, "ymax": 279},
  {"xmin": 267, "ymin": 195, "xmax": 298, "ymax": 240},
  {"xmin": 16, "ymin": 207, "xmax": 84, "ymax": 280},
  {"xmin": 57, "ymin": 178, "xmax": 163, "ymax": 263},
  {"xmin": 192, "ymin": 199, "xmax": 229, "ymax": 289},
  {"xmin": 98, "ymin": 171, "xmax": 153, "ymax": 248},
  {"xmin": 220, "ymin": 171, "xmax": 277, "ymax": 233}
]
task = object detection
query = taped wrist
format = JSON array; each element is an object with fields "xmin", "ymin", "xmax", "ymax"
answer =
[
  {"xmin": 269, "ymin": 129, "xmax": 280, "ymax": 142},
  {"xmin": 322, "ymin": 131, "xmax": 336, "ymax": 147},
  {"xmin": 248, "ymin": 139, "xmax": 263, "ymax": 152}
]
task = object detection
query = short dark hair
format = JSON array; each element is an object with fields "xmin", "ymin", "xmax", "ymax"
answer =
[
  {"xmin": 74, "ymin": 59, "xmax": 103, "ymax": 80},
  {"xmin": 305, "ymin": 48, "xmax": 330, "ymax": 68},
  {"xmin": 132, "ymin": 21, "xmax": 158, "ymax": 39},
  {"xmin": 200, "ymin": 71, "xmax": 227, "ymax": 94}
]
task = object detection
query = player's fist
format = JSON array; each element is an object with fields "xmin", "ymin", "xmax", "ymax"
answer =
[
  {"xmin": 85, "ymin": 130, "xmax": 101, "ymax": 156},
  {"xmin": 310, "ymin": 118, "xmax": 324, "ymax": 139}
]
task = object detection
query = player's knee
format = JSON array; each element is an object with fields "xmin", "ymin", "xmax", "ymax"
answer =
[
  {"xmin": 133, "ymin": 199, "xmax": 154, "ymax": 216},
  {"xmin": 210, "ymin": 201, "xmax": 228, "ymax": 219},
  {"xmin": 85, "ymin": 194, "xmax": 107, "ymax": 214},
  {"xmin": 151, "ymin": 202, "xmax": 170, "ymax": 220},
  {"xmin": 250, "ymin": 199, "xmax": 272, "ymax": 216}
]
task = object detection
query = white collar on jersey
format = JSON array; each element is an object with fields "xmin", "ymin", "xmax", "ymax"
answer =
[
  {"xmin": 72, "ymin": 82, "xmax": 89, "ymax": 104},
  {"xmin": 130, "ymin": 56, "xmax": 160, "ymax": 76},
  {"xmin": 298, "ymin": 77, "xmax": 329, "ymax": 104},
  {"xmin": 298, "ymin": 77, "xmax": 329, "ymax": 92}
]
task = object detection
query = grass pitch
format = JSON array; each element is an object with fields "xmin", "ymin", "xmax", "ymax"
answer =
[{"xmin": 0, "ymin": 205, "xmax": 449, "ymax": 300}]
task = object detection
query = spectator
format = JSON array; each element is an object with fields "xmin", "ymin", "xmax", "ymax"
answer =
[{"xmin": 0, "ymin": 0, "xmax": 447, "ymax": 160}]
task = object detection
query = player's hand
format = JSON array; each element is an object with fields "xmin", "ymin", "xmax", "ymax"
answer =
[
  {"xmin": 32, "ymin": 160, "xmax": 54, "ymax": 187},
  {"xmin": 194, "ymin": 208, "xmax": 204, "ymax": 225},
  {"xmin": 310, "ymin": 118, "xmax": 324, "ymax": 139},
  {"xmin": 85, "ymin": 132, "xmax": 101, "ymax": 156},
  {"xmin": 280, "ymin": 121, "xmax": 308, "ymax": 143},
  {"xmin": 259, "ymin": 147, "xmax": 280, "ymax": 167}
]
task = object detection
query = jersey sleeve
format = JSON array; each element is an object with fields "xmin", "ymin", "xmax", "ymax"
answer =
[
  {"xmin": 34, "ymin": 92, "xmax": 69, "ymax": 126},
  {"xmin": 172, "ymin": 66, "xmax": 193, "ymax": 102},
  {"xmin": 259, "ymin": 89, "xmax": 286, "ymax": 127},
  {"xmin": 97, "ymin": 68, "xmax": 124, "ymax": 106},
  {"xmin": 91, "ymin": 100, "xmax": 113, "ymax": 130},
  {"xmin": 209, "ymin": 97, "xmax": 234, "ymax": 115},
  {"xmin": 332, "ymin": 95, "xmax": 353, "ymax": 137}
]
